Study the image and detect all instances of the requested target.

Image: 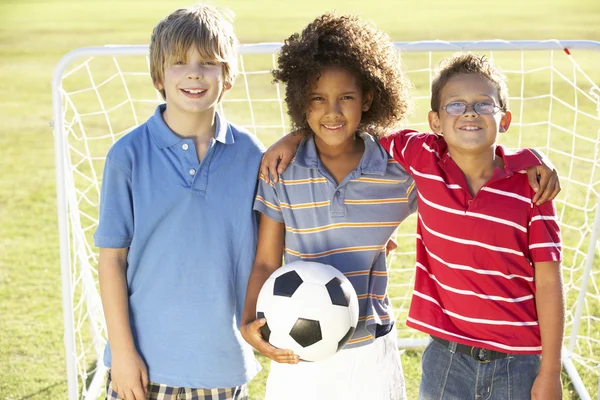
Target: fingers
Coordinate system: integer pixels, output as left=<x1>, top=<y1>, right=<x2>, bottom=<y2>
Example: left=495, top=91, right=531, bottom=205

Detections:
left=123, top=389, right=134, bottom=400
left=550, top=173, right=561, bottom=200
left=537, top=165, right=550, bottom=199
left=248, top=317, right=267, bottom=333
left=111, top=383, right=121, bottom=399
left=270, top=156, right=282, bottom=184
left=259, top=155, right=272, bottom=185
left=257, top=340, right=299, bottom=364
left=259, top=155, right=283, bottom=184
left=535, top=170, right=560, bottom=205
left=276, top=155, right=290, bottom=179
left=246, top=319, right=299, bottom=364
left=385, top=238, right=398, bottom=256
left=112, top=376, right=146, bottom=400
left=527, top=167, right=540, bottom=199
left=534, top=172, right=553, bottom=205
left=270, top=348, right=300, bottom=364
left=141, top=368, right=149, bottom=395
left=131, top=385, right=145, bottom=400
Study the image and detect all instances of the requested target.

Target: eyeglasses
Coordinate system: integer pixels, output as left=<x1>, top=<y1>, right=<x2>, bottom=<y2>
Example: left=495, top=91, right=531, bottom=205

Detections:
left=441, top=101, right=502, bottom=116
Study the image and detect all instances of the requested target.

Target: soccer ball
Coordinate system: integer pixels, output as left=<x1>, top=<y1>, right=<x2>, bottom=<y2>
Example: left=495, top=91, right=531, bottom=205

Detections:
left=256, top=260, right=359, bottom=362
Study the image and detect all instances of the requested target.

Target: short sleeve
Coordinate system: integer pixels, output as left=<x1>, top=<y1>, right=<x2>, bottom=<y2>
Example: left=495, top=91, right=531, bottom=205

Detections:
left=253, top=176, right=284, bottom=223
left=94, top=153, right=134, bottom=248
left=528, top=200, right=562, bottom=263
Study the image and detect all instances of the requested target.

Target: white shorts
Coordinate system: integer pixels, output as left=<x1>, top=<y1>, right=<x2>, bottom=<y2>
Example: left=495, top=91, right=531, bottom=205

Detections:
left=265, top=326, right=406, bottom=400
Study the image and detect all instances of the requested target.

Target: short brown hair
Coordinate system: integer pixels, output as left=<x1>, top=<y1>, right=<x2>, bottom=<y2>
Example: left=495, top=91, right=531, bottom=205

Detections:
left=272, top=13, right=412, bottom=139
left=430, top=53, right=509, bottom=113
left=149, top=5, right=238, bottom=100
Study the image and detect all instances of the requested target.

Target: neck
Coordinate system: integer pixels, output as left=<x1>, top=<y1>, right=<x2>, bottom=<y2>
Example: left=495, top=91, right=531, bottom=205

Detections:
left=162, top=105, right=217, bottom=143
left=448, top=145, right=503, bottom=181
left=314, top=133, right=363, bottom=159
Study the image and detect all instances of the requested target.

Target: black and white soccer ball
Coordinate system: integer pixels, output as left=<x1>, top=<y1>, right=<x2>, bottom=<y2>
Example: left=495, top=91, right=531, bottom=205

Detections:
left=256, top=260, right=359, bottom=362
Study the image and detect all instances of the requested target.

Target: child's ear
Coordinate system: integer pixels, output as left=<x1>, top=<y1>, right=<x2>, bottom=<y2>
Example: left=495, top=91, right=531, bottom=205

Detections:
left=362, top=91, right=373, bottom=112
left=499, top=110, right=512, bottom=133
left=217, top=81, right=233, bottom=102
left=428, top=110, right=442, bottom=134
left=153, top=79, right=164, bottom=92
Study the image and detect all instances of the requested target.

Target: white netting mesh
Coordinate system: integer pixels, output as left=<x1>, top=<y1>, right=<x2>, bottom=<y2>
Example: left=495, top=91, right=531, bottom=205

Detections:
left=53, top=42, right=600, bottom=399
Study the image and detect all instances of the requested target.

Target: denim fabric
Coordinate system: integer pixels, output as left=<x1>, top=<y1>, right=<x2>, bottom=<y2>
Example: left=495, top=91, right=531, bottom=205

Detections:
left=418, top=339, right=541, bottom=400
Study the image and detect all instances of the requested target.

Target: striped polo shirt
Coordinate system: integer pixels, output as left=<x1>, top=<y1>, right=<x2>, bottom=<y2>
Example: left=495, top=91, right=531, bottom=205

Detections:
left=379, top=130, right=562, bottom=354
left=254, top=132, right=417, bottom=349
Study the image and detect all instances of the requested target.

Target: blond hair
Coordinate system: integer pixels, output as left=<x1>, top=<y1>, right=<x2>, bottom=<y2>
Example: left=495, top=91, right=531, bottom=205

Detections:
left=149, top=5, right=238, bottom=99
left=430, top=53, right=509, bottom=113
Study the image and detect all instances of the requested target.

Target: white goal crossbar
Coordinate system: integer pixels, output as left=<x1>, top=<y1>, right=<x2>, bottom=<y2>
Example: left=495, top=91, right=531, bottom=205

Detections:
left=52, top=40, right=600, bottom=400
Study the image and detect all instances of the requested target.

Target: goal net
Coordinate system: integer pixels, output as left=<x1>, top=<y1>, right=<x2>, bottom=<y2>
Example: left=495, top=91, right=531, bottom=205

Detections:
left=52, top=40, right=600, bottom=400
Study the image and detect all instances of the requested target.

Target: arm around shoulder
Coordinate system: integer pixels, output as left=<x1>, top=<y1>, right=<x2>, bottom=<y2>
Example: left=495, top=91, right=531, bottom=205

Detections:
left=525, top=148, right=561, bottom=205
left=378, top=129, right=434, bottom=171
left=260, top=132, right=304, bottom=184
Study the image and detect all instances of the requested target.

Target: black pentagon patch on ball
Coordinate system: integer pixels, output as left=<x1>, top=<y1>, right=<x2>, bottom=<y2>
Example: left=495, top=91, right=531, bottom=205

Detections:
left=273, top=270, right=303, bottom=297
left=256, top=311, right=271, bottom=342
left=325, top=277, right=350, bottom=306
left=289, top=318, right=322, bottom=347
left=337, top=326, right=356, bottom=351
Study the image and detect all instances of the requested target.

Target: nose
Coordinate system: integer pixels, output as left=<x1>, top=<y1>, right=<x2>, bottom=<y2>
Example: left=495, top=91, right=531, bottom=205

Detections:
left=462, top=104, right=478, bottom=117
left=187, top=64, right=203, bottom=80
left=325, top=101, right=342, bottom=118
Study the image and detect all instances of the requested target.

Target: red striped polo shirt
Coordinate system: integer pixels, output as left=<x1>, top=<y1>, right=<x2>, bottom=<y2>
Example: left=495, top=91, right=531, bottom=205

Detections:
left=379, top=130, right=562, bottom=354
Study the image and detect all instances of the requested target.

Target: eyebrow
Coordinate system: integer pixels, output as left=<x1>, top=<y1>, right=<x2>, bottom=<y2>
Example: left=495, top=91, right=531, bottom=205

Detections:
left=446, top=93, right=494, bottom=99
left=309, top=90, right=359, bottom=95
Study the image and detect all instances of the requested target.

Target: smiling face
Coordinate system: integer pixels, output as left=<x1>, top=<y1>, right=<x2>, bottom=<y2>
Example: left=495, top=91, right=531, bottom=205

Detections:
left=305, top=65, right=372, bottom=151
left=428, top=73, right=512, bottom=155
left=155, top=46, right=231, bottom=118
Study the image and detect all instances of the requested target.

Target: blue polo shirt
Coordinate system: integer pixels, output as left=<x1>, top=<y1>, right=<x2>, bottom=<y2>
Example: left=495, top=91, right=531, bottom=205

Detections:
left=94, top=104, right=263, bottom=388
left=254, top=132, right=417, bottom=349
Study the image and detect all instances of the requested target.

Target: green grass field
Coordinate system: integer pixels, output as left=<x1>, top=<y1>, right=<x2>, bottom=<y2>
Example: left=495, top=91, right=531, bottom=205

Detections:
left=1, top=0, right=600, bottom=399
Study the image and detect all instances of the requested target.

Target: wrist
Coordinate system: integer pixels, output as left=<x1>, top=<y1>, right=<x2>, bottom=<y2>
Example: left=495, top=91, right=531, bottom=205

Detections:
left=539, top=361, right=562, bottom=375
left=109, top=339, right=137, bottom=355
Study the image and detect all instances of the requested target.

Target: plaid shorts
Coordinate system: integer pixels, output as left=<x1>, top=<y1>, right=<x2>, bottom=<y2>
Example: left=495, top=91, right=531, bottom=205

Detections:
left=106, top=372, right=248, bottom=400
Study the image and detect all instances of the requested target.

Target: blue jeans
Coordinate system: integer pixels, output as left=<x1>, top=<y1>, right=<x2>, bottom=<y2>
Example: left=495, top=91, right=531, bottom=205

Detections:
left=418, top=338, right=541, bottom=400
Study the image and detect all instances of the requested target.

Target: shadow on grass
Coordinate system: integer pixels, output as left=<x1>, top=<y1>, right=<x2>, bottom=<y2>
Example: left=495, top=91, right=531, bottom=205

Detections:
left=19, top=380, right=65, bottom=400
left=19, top=361, right=104, bottom=400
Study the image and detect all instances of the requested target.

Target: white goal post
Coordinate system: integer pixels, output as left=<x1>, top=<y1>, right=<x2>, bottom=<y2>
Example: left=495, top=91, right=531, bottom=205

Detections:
left=52, top=40, right=600, bottom=400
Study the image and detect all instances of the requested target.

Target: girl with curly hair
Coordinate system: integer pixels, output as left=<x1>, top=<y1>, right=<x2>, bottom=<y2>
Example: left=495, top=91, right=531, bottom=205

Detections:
left=240, top=13, right=414, bottom=400
left=248, top=12, right=562, bottom=399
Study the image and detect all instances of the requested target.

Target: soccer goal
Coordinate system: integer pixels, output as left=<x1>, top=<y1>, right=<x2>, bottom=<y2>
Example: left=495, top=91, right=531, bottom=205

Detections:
left=52, top=40, right=600, bottom=400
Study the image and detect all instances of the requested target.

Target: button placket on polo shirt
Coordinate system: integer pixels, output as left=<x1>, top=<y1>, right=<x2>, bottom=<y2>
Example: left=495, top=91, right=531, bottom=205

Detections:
left=190, top=138, right=219, bottom=195
left=179, top=139, right=202, bottom=189
left=330, top=186, right=346, bottom=217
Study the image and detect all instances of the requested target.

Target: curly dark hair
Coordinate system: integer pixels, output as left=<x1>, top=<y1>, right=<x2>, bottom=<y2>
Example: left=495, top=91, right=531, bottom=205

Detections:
left=272, top=13, right=412, bottom=139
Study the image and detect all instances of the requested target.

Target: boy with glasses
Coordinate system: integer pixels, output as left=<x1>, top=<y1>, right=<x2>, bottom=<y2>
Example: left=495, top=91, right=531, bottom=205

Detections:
left=379, top=53, right=564, bottom=400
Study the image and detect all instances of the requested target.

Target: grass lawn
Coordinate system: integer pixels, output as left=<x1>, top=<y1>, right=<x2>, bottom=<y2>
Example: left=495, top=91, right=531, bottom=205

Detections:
left=1, top=0, right=599, bottom=399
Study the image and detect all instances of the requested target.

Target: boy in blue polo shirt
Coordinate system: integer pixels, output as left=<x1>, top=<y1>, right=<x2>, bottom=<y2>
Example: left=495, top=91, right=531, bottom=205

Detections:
left=94, top=5, right=263, bottom=400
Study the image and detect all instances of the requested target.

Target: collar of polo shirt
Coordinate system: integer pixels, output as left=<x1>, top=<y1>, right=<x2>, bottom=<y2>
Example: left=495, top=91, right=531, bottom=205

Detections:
left=293, top=131, right=388, bottom=176
left=147, top=104, right=235, bottom=149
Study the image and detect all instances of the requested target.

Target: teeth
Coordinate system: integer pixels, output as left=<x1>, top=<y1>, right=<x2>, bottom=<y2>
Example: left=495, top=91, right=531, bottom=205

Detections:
left=183, top=89, right=205, bottom=94
left=462, top=126, right=480, bottom=131
left=323, top=124, right=343, bottom=129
